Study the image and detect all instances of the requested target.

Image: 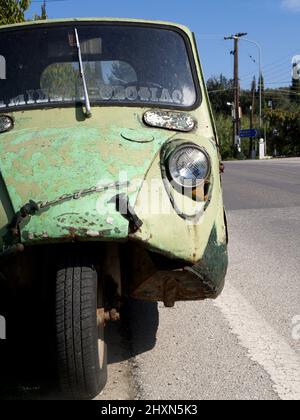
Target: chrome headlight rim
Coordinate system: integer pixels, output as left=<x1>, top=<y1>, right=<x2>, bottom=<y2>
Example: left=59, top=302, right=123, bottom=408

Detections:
left=167, top=143, right=211, bottom=189
left=0, top=115, right=14, bottom=133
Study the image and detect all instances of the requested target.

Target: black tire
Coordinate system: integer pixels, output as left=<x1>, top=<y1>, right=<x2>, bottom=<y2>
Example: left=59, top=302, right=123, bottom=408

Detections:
left=55, top=255, right=107, bottom=400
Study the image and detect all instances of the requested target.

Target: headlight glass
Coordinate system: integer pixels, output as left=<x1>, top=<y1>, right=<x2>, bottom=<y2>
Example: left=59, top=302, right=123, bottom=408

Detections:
left=0, top=116, right=13, bottom=133
left=168, top=145, right=210, bottom=188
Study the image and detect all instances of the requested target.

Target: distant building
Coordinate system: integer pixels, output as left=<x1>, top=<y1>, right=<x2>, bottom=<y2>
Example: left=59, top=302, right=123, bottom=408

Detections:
left=292, top=55, right=300, bottom=81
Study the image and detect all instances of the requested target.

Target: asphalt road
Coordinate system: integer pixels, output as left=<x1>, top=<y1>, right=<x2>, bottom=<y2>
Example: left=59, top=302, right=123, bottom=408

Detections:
left=100, top=158, right=300, bottom=401
left=1, top=158, right=300, bottom=400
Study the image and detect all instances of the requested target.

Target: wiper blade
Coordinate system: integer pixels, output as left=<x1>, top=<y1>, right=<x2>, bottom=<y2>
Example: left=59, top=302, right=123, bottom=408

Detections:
left=74, top=28, right=92, bottom=118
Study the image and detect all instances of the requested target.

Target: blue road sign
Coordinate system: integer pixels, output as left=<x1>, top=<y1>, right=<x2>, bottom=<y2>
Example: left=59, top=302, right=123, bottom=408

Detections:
left=239, top=129, right=258, bottom=138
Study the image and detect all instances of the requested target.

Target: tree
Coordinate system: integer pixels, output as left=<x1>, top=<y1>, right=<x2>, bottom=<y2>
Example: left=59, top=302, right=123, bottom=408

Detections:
left=0, top=0, right=31, bottom=25
left=258, top=73, right=266, bottom=111
left=33, top=0, right=47, bottom=21
left=207, top=70, right=300, bottom=158
left=207, top=74, right=234, bottom=115
left=264, top=109, right=300, bottom=156
left=265, top=89, right=293, bottom=111
left=290, top=78, right=300, bottom=104
left=214, top=113, right=233, bottom=160
left=40, top=1, right=46, bottom=19
left=41, top=63, right=79, bottom=99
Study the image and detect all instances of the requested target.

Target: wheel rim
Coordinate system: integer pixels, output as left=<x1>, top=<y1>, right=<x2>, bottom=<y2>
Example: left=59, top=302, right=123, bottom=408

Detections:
left=98, top=320, right=105, bottom=370
left=97, top=276, right=105, bottom=372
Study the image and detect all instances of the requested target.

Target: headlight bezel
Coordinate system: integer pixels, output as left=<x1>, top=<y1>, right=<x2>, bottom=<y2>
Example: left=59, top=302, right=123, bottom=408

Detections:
left=0, top=115, right=14, bottom=133
left=166, top=143, right=211, bottom=189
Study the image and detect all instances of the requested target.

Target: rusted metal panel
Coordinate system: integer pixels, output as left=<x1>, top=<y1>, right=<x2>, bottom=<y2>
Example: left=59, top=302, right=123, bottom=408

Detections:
left=129, top=226, right=228, bottom=307
left=143, top=110, right=196, bottom=132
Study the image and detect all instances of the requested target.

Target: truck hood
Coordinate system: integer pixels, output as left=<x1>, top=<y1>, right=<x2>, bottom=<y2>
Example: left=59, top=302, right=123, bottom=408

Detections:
left=0, top=108, right=174, bottom=243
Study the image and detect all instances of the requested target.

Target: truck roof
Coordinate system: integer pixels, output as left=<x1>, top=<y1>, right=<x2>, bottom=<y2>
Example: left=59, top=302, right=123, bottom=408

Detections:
left=0, top=17, right=193, bottom=37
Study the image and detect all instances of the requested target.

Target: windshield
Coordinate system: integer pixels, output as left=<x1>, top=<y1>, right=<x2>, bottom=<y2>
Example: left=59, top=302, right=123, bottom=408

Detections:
left=0, top=23, right=199, bottom=111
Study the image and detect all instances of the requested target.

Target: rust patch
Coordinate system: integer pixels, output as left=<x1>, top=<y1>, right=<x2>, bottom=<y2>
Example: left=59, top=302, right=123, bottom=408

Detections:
left=131, top=269, right=213, bottom=307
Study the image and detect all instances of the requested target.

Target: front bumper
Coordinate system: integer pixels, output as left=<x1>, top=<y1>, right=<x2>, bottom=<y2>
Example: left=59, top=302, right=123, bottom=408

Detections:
left=128, top=225, right=228, bottom=307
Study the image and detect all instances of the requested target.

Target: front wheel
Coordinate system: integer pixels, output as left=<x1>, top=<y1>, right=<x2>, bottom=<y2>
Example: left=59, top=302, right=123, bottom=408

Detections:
left=55, top=255, right=107, bottom=400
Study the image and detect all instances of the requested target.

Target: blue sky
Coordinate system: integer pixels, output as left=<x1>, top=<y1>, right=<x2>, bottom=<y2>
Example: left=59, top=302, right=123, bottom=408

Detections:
left=26, top=0, right=300, bottom=89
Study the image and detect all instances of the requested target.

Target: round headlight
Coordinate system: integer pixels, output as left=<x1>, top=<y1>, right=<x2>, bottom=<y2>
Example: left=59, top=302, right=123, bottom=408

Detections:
left=168, top=144, right=210, bottom=188
left=0, top=115, right=13, bottom=133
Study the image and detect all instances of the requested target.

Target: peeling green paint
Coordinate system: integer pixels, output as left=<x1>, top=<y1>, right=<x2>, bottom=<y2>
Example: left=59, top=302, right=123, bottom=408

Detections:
left=188, top=225, right=228, bottom=297
left=0, top=108, right=173, bottom=244
left=144, top=110, right=196, bottom=132
left=0, top=18, right=227, bottom=280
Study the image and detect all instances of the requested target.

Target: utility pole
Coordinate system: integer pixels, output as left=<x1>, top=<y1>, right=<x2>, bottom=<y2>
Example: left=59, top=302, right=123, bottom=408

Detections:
left=249, top=76, right=256, bottom=159
left=224, top=32, right=247, bottom=158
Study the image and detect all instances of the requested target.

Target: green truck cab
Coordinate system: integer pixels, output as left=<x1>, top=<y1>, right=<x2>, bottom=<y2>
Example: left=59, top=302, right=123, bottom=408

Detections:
left=0, top=18, right=228, bottom=399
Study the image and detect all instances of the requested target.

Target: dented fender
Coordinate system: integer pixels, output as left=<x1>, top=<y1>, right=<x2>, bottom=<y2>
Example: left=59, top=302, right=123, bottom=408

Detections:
left=0, top=107, right=175, bottom=246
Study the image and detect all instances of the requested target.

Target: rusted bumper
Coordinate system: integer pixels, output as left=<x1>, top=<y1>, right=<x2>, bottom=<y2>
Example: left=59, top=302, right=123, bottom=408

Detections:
left=128, top=225, right=228, bottom=307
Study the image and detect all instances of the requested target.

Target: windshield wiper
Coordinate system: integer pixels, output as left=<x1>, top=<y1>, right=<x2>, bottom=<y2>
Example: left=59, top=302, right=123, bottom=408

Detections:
left=74, top=28, right=92, bottom=118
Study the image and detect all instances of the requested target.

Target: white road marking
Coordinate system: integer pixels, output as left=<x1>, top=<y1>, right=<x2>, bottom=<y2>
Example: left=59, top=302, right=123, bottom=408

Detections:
left=214, top=283, right=300, bottom=400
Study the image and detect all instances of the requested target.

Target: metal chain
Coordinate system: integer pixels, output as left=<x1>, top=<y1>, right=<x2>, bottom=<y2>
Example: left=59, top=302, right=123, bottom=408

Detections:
left=2, top=181, right=130, bottom=254
left=37, top=181, right=130, bottom=210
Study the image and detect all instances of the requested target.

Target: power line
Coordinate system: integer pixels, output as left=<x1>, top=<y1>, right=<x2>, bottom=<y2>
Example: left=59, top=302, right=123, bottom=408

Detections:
left=240, top=49, right=299, bottom=82
left=264, top=92, right=300, bottom=97
left=194, top=33, right=298, bottom=86
left=264, top=66, right=292, bottom=77
left=241, top=65, right=291, bottom=82
left=264, top=81, right=291, bottom=85
left=273, top=89, right=300, bottom=95
left=31, top=0, right=70, bottom=3
left=208, top=88, right=236, bottom=93
left=261, top=48, right=300, bottom=71
left=241, top=66, right=292, bottom=85
left=207, top=86, right=297, bottom=94
left=196, top=34, right=224, bottom=38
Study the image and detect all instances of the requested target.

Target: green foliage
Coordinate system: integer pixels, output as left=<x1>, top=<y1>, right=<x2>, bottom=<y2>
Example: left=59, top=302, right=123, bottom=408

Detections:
left=0, top=0, right=31, bottom=25
left=207, top=74, right=234, bottom=115
left=33, top=2, right=47, bottom=21
left=209, top=75, right=255, bottom=159
left=214, top=114, right=233, bottom=160
left=208, top=73, right=300, bottom=158
left=264, top=109, right=300, bottom=156
left=40, top=2, right=47, bottom=19
left=290, top=78, right=300, bottom=105
left=265, top=88, right=292, bottom=111
left=41, top=63, right=79, bottom=99
left=0, top=0, right=46, bottom=24
left=258, top=73, right=266, bottom=110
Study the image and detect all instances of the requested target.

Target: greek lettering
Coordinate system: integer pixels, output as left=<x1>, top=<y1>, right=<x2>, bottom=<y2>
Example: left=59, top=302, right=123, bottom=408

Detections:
left=125, top=86, right=138, bottom=101
left=160, top=88, right=172, bottom=103
left=1, top=86, right=183, bottom=109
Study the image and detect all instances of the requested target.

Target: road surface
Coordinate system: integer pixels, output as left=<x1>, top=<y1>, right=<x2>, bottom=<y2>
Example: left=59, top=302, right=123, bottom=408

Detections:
left=99, top=158, right=300, bottom=401
left=1, top=158, right=300, bottom=400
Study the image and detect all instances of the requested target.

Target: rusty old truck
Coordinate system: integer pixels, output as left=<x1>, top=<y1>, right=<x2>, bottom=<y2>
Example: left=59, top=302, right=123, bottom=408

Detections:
left=0, top=18, right=228, bottom=399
